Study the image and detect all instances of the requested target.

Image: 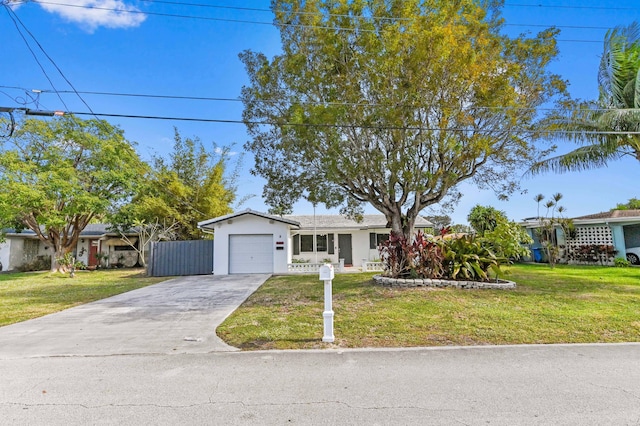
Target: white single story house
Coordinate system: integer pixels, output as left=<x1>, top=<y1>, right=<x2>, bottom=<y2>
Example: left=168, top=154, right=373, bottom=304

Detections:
left=521, top=209, right=640, bottom=265
left=197, top=209, right=433, bottom=275
left=0, top=224, right=140, bottom=271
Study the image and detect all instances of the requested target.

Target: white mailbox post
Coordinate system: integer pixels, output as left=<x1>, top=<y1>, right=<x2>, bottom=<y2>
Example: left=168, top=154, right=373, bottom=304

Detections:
left=319, top=263, right=335, bottom=343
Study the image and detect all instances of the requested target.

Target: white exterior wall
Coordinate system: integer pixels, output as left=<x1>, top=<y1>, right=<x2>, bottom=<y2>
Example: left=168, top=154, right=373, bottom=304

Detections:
left=291, top=228, right=390, bottom=267
left=0, top=239, right=10, bottom=271
left=353, top=229, right=391, bottom=265
left=76, top=238, right=91, bottom=265
left=293, top=232, right=338, bottom=264
left=350, top=230, right=371, bottom=267
left=212, top=215, right=291, bottom=275
left=7, top=238, right=25, bottom=270
left=3, top=237, right=50, bottom=271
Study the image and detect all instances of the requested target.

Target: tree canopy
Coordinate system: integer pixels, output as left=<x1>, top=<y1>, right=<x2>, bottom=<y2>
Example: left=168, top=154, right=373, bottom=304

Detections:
left=467, top=205, right=507, bottom=235
left=241, top=0, right=563, bottom=239
left=613, top=197, right=640, bottom=210
left=0, top=115, right=145, bottom=271
left=531, top=22, right=640, bottom=174
left=112, top=129, right=236, bottom=240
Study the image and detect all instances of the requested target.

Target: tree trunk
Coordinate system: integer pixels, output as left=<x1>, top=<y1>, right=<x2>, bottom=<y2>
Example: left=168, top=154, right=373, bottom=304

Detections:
left=51, top=249, right=63, bottom=272
left=51, top=244, right=73, bottom=273
left=388, top=210, right=417, bottom=241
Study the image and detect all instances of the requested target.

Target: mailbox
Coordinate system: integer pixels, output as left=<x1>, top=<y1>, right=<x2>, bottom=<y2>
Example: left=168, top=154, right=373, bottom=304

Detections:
left=319, top=263, right=334, bottom=281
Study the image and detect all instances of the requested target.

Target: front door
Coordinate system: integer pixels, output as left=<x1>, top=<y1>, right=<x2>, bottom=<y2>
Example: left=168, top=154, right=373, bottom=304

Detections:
left=338, top=234, right=353, bottom=266
left=88, top=241, right=99, bottom=267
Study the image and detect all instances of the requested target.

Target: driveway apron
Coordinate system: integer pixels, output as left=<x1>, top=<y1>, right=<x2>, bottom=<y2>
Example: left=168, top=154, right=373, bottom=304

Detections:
left=0, top=274, right=269, bottom=359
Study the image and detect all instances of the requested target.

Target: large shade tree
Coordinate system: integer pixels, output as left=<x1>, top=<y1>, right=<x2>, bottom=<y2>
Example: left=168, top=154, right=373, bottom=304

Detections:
left=531, top=22, right=640, bottom=174
left=241, top=0, right=564, bottom=239
left=0, top=115, right=145, bottom=271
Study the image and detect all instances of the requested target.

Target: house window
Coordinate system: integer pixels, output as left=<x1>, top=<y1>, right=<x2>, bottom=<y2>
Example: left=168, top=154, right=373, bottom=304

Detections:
left=316, top=234, right=327, bottom=252
left=299, top=235, right=329, bottom=252
left=23, top=239, right=40, bottom=262
left=369, top=233, right=390, bottom=249
left=300, top=235, right=314, bottom=252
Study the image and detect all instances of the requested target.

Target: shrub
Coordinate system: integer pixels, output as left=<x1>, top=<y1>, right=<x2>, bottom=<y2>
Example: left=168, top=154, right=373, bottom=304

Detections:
left=408, top=231, right=446, bottom=279
left=379, top=230, right=507, bottom=282
left=614, top=257, right=631, bottom=267
left=379, top=232, right=411, bottom=278
left=566, top=244, right=617, bottom=265
left=17, top=255, right=51, bottom=272
left=482, top=219, right=533, bottom=260
left=440, top=234, right=505, bottom=282
left=57, top=253, right=76, bottom=269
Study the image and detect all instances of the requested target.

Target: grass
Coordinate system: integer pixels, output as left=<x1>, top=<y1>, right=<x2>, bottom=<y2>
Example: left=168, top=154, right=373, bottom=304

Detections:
left=0, top=268, right=166, bottom=327
left=217, top=263, right=640, bottom=350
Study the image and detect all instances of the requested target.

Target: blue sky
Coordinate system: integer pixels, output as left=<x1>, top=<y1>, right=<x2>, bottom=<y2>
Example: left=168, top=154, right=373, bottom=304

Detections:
left=1, top=0, right=639, bottom=224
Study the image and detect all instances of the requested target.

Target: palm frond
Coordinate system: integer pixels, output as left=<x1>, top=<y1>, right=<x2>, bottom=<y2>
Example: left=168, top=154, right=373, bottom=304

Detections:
left=534, top=22, right=640, bottom=175
left=598, top=108, right=640, bottom=131
left=599, top=23, right=640, bottom=108
left=635, top=67, right=640, bottom=108
left=528, top=143, right=624, bottom=175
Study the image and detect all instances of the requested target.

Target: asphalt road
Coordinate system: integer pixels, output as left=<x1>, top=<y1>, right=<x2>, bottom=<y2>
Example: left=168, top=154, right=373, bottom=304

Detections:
left=2, top=344, right=640, bottom=425
left=1, top=274, right=639, bottom=425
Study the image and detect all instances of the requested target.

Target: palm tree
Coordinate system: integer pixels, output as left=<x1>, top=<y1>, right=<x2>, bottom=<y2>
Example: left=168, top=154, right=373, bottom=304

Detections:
left=530, top=22, right=640, bottom=174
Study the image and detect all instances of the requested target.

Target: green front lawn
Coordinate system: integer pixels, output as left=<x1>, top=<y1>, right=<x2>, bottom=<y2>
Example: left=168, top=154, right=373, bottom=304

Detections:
left=0, top=269, right=166, bottom=327
left=218, top=263, right=640, bottom=350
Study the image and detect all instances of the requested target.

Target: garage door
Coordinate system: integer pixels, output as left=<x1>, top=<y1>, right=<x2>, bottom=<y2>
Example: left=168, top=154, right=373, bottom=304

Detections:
left=229, top=234, right=273, bottom=274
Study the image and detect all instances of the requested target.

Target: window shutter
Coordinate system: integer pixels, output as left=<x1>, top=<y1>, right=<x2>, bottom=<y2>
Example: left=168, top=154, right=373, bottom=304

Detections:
left=328, top=234, right=334, bottom=254
left=293, top=234, right=300, bottom=255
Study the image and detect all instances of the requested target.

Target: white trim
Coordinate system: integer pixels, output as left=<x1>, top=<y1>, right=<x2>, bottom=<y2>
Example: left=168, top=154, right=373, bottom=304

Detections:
left=198, top=209, right=300, bottom=229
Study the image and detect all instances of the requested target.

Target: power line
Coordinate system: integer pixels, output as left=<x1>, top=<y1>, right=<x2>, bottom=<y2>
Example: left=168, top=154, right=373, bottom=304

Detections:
left=507, top=23, right=612, bottom=31
left=2, top=4, right=69, bottom=111
left=50, top=109, right=640, bottom=136
left=3, top=85, right=636, bottom=114
left=28, top=0, right=610, bottom=43
left=138, top=0, right=412, bottom=22
left=504, top=2, right=639, bottom=11
left=6, top=104, right=639, bottom=135
left=2, top=2, right=101, bottom=118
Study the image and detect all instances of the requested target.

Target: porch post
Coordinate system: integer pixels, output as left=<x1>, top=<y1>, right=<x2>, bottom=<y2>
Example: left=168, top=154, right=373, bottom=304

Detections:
left=609, top=224, right=626, bottom=261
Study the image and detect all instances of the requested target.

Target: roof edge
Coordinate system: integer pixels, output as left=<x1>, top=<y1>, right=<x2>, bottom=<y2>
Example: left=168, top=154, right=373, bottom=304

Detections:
left=197, top=209, right=301, bottom=229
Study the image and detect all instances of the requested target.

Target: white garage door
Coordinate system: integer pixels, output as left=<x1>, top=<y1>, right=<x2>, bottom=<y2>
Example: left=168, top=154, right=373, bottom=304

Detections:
left=229, top=234, right=274, bottom=274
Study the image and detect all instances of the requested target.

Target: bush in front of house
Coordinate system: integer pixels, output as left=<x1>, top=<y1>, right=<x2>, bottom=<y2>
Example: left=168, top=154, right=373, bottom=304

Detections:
left=566, top=244, right=617, bottom=265
left=614, top=257, right=631, bottom=267
left=379, top=230, right=507, bottom=282
left=17, top=255, right=52, bottom=272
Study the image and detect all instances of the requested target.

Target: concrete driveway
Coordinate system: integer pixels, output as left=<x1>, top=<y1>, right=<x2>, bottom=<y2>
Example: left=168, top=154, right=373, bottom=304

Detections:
left=0, top=274, right=269, bottom=359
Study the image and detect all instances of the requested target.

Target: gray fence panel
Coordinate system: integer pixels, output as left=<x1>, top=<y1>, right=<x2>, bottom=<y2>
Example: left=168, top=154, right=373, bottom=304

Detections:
left=148, top=240, right=213, bottom=277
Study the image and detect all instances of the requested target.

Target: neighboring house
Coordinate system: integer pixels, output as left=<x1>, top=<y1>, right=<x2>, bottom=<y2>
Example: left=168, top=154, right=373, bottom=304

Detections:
left=521, top=209, right=640, bottom=265
left=197, top=209, right=433, bottom=275
left=0, top=224, right=140, bottom=271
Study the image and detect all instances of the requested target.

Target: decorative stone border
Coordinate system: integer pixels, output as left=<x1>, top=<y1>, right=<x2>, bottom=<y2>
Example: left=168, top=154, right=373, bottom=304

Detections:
left=373, top=275, right=516, bottom=290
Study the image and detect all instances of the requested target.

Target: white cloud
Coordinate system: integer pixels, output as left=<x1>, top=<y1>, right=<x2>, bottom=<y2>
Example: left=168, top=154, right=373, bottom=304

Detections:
left=214, top=146, right=239, bottom=157
left=38, top=0, right=146, bottom=31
